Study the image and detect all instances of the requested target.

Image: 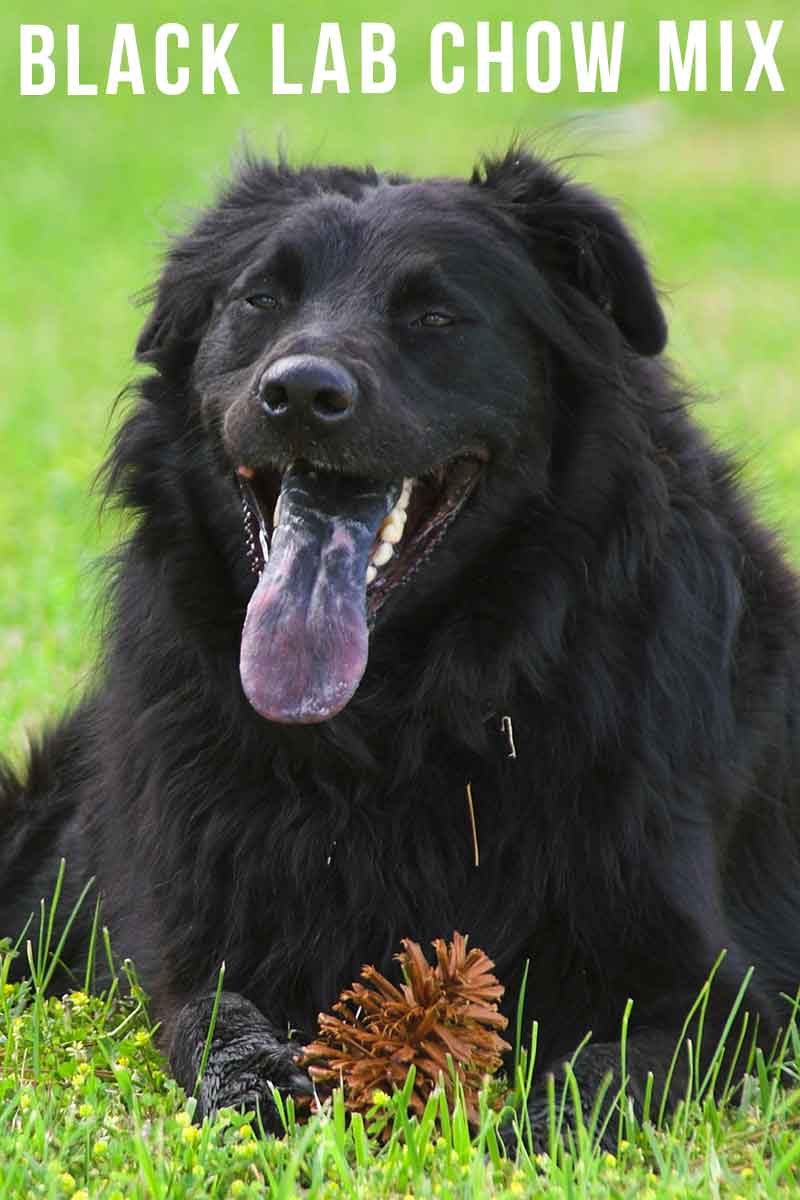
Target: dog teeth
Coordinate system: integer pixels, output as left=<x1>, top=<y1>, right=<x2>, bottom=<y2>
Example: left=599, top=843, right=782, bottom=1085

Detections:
left=367, top=477, right=414, bottom=587
left=380, top=512, right=405, bottom=543
left=273, top=494, right=283, bottom=529
left=398, top=477, right=413, bottom=510
left=372, top=541, right=394, bottom=567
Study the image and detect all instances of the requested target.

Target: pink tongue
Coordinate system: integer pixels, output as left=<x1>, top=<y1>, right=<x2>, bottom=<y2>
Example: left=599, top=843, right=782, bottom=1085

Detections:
left=239, top=467, right=398, bottom=724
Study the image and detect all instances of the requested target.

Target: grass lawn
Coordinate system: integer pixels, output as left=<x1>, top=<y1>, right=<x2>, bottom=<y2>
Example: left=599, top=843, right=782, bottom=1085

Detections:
left=1, top=0, right=799, bottom=1194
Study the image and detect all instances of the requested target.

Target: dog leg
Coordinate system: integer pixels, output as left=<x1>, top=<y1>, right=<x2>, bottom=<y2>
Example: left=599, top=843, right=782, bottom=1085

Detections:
left=500, top=1014, right=769, bottom=1156
left=169, top=991, right=312, bottom=1128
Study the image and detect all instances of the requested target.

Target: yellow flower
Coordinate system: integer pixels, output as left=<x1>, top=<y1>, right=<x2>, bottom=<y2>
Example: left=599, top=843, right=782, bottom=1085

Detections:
left=229, top=1183, right=246, bottom=1197
left=114, top=1054, right=129, bottom=1068
left=58, top=1173, right=76, bottom=1194
left=371, top=1089, right=390, bottom=1106
left=182, top=1125, right=200, bottom=1144
left=68, top=991, right=89, bottom=1008
left=92, top=1139, right=108, bottom=1157
left=237, top=1123, right=254, bottom=1140
left=3, top=982, right=14, bottom=996
left=603, top=1151, right=617, bottom=1167
left=19, top=1092, right=32, bottom=1111
left=176, top=1110, right=192, bottom=1127
left=73, top=1191, right=89, bottom=1200
left=78, top=1103, right=94, bottom=1118
left=134, top=1029, right=150, bottom=1045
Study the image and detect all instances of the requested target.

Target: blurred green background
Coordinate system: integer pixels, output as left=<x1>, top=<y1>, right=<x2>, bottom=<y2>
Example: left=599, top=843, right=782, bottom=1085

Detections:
left=0, top=2, right=798, bottom=756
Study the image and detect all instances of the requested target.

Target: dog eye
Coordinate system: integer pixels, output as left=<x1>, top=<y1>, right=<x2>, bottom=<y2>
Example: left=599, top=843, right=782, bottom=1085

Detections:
left=246, top=293, right=279, bottom=310
left=415, top=312, right=454, bottom=328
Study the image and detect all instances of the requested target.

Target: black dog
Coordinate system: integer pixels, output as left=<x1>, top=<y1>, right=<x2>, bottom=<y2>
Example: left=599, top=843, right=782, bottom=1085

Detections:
left=2, top=148, right=800, bottom=1139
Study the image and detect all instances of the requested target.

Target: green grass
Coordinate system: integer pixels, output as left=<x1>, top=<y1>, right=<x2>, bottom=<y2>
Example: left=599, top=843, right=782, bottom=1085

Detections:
left=2, top=0, right=800, bottom=1193
left=2, top=884, right=800, bottom=1198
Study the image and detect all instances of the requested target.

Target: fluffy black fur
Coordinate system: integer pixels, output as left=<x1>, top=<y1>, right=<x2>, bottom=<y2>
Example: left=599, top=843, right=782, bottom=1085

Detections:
left=2, top=148, right=800, bottom=1140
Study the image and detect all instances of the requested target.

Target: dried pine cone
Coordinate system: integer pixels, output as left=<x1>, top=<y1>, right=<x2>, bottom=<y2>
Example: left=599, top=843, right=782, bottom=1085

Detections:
left=298, top=933, right=510, bottom=1124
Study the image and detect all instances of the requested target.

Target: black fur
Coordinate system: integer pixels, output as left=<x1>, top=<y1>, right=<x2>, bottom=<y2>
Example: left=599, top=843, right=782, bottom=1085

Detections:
left=2, top=148, right=800, bottom=1138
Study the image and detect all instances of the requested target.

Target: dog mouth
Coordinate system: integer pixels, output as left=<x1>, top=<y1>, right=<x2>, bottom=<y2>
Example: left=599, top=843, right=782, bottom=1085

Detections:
left=236, top=456, right=483, bottom=724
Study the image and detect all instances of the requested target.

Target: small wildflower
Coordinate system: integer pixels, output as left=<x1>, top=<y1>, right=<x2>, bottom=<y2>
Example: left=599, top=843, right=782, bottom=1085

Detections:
left=371, top=1089, right=390, bottom=1106
left=19, top=1092, right=32, bottom=1111
left=134, top=1029, right=150, bottom=1045
left=3, top=982, right=14, bottom=996
left=92, top=1139, right=108, bottom=1157
left=229, top=1184, right=246, bottom=1197
left=176, top=1111, right=192, bottom=1127
left=73, top=1191, right=89, bottom=1200
left=237, top=1122, right=254, bottom=1140
left=603, top=1151, right=617, bottom=1167
left=510, top=1183, right=525, bottom=1197
left=182, top=1124, right=200, bottom=1144
left=78, top=1103, right=94, bottom=1118
left=68, top=991, right=89, bottom=1008
left=740, top=1167, right=754, bottom=1179
left=619, top=1139, right=629, bottom=1151
left=234, top=1140, right=256, bottom=1157
left=58, top=1173, right=76, bottom=1194
left=114, top=1054, right=129, bottom=1068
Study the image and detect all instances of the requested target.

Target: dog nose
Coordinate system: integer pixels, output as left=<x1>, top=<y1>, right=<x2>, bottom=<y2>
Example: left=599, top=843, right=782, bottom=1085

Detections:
left=259, top=355, right=357, bottom=428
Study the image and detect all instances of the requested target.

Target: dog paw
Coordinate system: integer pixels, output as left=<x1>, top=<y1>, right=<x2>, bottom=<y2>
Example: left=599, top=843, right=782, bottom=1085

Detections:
left=170, top=991, right=312, bottom=1130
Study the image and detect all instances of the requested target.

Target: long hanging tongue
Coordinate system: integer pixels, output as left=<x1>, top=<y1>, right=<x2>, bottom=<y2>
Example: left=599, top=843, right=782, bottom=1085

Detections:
left=240, top=464, right=400, bottom=724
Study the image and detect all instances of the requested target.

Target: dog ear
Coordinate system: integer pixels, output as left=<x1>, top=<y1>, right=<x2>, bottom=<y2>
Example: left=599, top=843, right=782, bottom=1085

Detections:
left=135, top=267, right=215, bottom=370
left=136, top=157, right=302, bottom=373
left=474, top=150, right=667, bottom=357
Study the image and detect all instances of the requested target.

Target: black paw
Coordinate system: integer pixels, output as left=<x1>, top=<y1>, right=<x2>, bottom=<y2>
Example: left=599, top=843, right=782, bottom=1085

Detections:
left=497, top=1095, right=551, bottom=1157
left=498, top=1059, right=619, bottom=1157
left=170, top=991, right=312, bottom=1130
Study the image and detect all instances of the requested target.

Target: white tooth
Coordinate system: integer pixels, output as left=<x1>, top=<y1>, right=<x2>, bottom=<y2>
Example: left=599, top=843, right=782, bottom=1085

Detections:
left=259, top=526, right=270, bottom=563
left=381, top=516, right=404, bottom=544
left=273, top=494, right=283, bottom=528
left=397, top=478, right=413, bottom=511
left=366, top=564, right=377, bottom=584
left=372, top=541, right=394, bottom=567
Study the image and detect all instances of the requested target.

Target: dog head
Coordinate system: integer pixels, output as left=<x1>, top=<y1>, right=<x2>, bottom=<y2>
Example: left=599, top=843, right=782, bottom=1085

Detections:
left=134, top=149, right=666, bottom=725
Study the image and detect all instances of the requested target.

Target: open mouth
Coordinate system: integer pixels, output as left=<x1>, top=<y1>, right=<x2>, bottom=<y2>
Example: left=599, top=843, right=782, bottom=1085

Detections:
left=235, top=456, right=483, bottom=724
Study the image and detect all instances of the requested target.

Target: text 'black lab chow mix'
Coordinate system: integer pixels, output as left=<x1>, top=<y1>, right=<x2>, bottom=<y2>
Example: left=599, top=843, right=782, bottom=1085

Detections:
left=2, top=148, right=799, bottom=1142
